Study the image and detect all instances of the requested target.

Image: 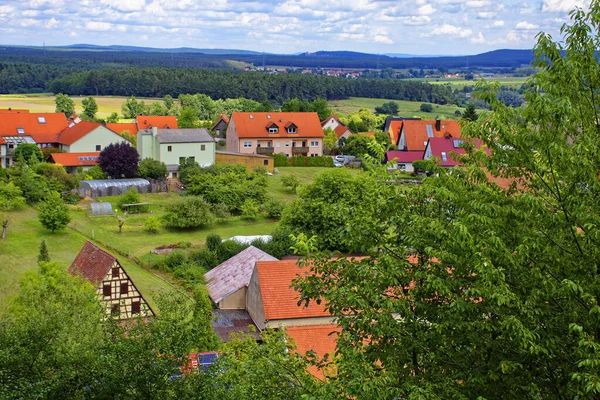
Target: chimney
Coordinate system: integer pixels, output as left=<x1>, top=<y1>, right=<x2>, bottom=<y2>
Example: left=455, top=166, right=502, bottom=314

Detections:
left=152, top=126, right=158, bottom=137
left=435, top=119, right=441, bottom=131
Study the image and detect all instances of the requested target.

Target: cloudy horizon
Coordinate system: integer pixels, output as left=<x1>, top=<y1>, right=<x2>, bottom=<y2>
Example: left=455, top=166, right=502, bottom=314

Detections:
left=0, top=0, right=590, bottom=55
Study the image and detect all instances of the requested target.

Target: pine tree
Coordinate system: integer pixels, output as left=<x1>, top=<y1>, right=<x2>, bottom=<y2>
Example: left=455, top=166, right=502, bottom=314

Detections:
left=462, top=103, right=478, bottom=121
left=37, top=240, right=50, bottom=264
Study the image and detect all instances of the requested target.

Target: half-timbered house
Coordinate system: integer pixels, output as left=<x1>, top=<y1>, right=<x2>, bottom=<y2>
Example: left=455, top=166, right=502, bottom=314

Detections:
left=69, top=241, right=154, bottom=319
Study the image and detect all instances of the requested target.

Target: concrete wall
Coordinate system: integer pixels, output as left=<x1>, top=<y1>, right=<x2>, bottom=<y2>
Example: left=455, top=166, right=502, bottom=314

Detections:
left=138, top=133, right=154, bottom=161
left=215, top=152, right=274, bottom=173
left=159, top=142, right=215, bottom=167
left=246, top=267, right=266, bottom=331
left=218, top=287, right=246, bottom=310
left=69, top=126, right=129, bottom=153
left=233, top=138, right=323, bottom=158
left=321, top=117, right=339, bottom=131
left=225, top=118, right=239, bottom=153
left=265, top=316, right=337, bottom=329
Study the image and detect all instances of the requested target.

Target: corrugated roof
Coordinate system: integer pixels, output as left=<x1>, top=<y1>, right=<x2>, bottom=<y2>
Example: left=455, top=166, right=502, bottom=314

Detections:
left=139, top=128, right=214, bottom=143
left=205, top=246, right=277, bottom=304
left=402, top=120, right=461, bottom=151
left=211, top=309, right=260, bottom=342
left=68, top=241, right=116, bottom=285
left=255, top=260, right=330, bottom=321
left=51, top=151, right=100, bottom=167
left=232, top=112, right=324, bottom=138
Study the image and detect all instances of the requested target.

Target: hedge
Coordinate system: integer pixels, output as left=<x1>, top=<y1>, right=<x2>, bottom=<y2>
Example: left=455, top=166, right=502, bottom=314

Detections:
left=273, top=153, right=290, bottom=167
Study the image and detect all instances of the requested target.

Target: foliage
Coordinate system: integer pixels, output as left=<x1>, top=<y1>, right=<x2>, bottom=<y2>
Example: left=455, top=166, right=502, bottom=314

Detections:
left=262, top=198, right=284, bottom=219
left=186, top=164, right=267, bottom=212
left=178, top=157, right=202, bottom=185
left=374, top=101, right=399, bottom=115
left=85, top=165, right=107, bottom=180
left=121, top=96, right=148, bottom=118
left=273, top=153, right=290, bottom=167
left=308, top=156, right=335, bottom=167
left=144, top=216, right=161, bottom=233
left=344, top=134, right=374, bottom=158
left=0, top=182, right=25, bottom=211
left=323, top=127, right=337, bottom=155
left=162, top=196, right=215, bottom=229
left=291, top=155, right=308, bottom=167
left=374, top=130, right=390, bottom=146
left=420, top=103, right=433, bottom=112
left=138, top=158, right=168, bottom=180
left=37, top=240, right=49, bottom=264
left=98, top=142, right=139, bottom=178
left=117, top=187, right=140, bottom=210
left=35, top=162, right=75, bottom=192
left=496, top=89, right=524, bottom=107
left=10, top=167, right=50, bottom=203
left=281, top=174, right=300, bottom=193
left=240, top=199, right=260, bottom=219
left=178, top=106, right=200, bottom=128
left=462, top=103, right=479, bottom=121
left=61, top=192, right=82, bottom=205
left=342, top=108, right=385, bottom=133
left=412, top=159, right=435, bottom=173
left=281, top=97, right=331, bottom=120
left=205, top=234, right=222, bottom=252
left=81, top=96, right=98, bottom=120
left=54, top=93, right=74, bottom=116
left=38, top=191, right=71, bottom=232
left=14, top=143, right=43, bottom=166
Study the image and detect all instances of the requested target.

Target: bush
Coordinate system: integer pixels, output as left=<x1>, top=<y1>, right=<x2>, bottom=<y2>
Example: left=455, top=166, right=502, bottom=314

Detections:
left=85, top=165, right=107, bottom=180
left=216, top=240, right=248, bottom=263
left=291, top=156, right=308, bottom=167
left=162, top=196, right=216, bottom=229
left=144, top=216, right=161, bottom=233
left=281, top=175, right=300, bottom=193
left=420, top=103, right=433, bottom=112
left=262, top=198, right=284, bottom=219
left=212, top=203, right=231, bottom=218
left=205, top=234, right=222, bottom=252
left=273, top=153, right=290, bottom=167
left=188, top=248, right=219, bottom=270
left=240, top=199, right=260, bottom=219
left=307, top=156, right=334, bottom=167
left=117, top=187, right=140, bottom=210
left=412, top=159, right=435, bottom=174
left=173, top=262, right=206, bottom=289
left=137, top=158, right=167, bottom=180
left=62, top=192, right=82, bottom=205
left=38, top=192, right=71, bottom=232
left=0, top=182, right=25, bottom=211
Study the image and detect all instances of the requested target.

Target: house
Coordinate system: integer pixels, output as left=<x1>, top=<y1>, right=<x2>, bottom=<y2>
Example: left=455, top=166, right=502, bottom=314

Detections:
left=56, top=120, right=129, bottom=153
left=246, top=260, right=334, bottom=330
left=137, top=127, right=215, bottom=178
left=106, top=115, right=178, bottom=138
left=211, top=114, right=229, bottom=138
left=50, top=152, right=100, bottom=173
left=384, top=151, right=424, bottom=172
left=69, top=241, right=154, bottom=319
left=226, top=112, right=324, bottom=157
left=321, top=114, right=352, bottom=144
left=215, top=150, right=274, bottom=172
left=398, top=119, right=460, bottom=151
left=205, top=246, right=277, bottom=310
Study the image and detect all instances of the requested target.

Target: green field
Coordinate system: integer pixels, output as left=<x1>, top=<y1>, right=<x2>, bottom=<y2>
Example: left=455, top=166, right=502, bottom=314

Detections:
left=0, top=94, right=164, bottom=119
left=329, top=97, right=464, bottom=120
left=408, top=76, right=527, bottom=89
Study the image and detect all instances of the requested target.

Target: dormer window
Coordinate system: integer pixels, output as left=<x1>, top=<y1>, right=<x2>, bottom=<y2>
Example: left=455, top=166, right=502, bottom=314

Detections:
left=37, top=116, right=46, bottom=124
left=17, top=127, right=24, bottom=135
left=287, top=127, right=297, bottom=134
left=268, top=126, right=279, bottom=134
left=453, top=139, right=463, bottom=148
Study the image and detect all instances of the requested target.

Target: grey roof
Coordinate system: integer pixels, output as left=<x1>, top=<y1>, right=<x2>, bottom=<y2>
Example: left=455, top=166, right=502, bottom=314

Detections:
left=141, top=128, right=214, bottom=143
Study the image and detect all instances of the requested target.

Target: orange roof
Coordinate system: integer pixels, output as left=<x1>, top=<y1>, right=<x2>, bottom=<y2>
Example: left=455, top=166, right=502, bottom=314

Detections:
left=255, top=260, right=330, bottom=321
left=106, top=123, right=137, bottom=137
left=57, top=120, right=100, bottom=145
left=135, top=115, right=178, bottom=130
left=387, top=120, right=403, bottom=144
left=211, top=114, right=230, bottom=131
left=334, top=125, right=350, bottom=139
left=358, top=131, right=375, bottom=137
left=402, top=120, right=461, bottom=151
left=51, top=152, right=100, bottom=167
left=286, top=325, right=340, bottom=378
left=0, top=109, right=30, bottom=113
left=0, top=112, right=68, bottom=142
left=321, top=114, right=344, bottom=127
left=232, top=112, right=324, bottom=138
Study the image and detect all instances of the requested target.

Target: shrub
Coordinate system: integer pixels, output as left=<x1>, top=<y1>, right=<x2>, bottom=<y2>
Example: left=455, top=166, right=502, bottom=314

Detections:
left=281, top=175, right=300, bottom=193
left=273, top=153, right=290, bottom=167
left=173, top=263, right=206, bottom=289
left=262, top=198, right=284, bottom=219
left=38, top=192, right=71, bottom=232
left=216, top=240, right=248, bottom=263
left=205, top=234, right=222, bottom=252
left=137, top=158, right=168, bottom=180
left=212, top=203, right=231, bottom=219
left=307, top=156, right=334, bottom=167
left=62, top=192, right=81, bottom=205
left=0, top=182, right=25, bottom=211
left=188, top=248, right=219, bottom=270
left=162, top=196, right=215, bottom=229
left=412, top=159, right=435, bottom=174
left=420, top=103, right=433, bottom=112
left=157, top=250, right=186, bottom=272
left=240, top=199, right=260, bottom=219
left=291, top=156, right=308, bottom=167
left=144, top=216, right=161, bottom=233
left=85, top=165, right=107, bottom=180
left=117, top=187, right=140, bottom=210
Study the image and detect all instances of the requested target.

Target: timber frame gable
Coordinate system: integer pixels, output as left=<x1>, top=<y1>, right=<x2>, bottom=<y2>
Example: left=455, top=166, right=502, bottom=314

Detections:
left=69, top=241, right=154, bottom=320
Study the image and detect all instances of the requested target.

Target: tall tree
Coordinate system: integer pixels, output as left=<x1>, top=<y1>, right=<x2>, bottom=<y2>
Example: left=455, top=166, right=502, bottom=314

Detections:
left=462, top=103, right=478, bottom=121
left=14, top=143, right=43, bottom=166
left=38, top=192, right=71, bottom=232
left=81, top=96, right=98, bottom=120
left=37, top=240, right=50, bottom=263
left=54, top=93, right=75, bottom=116
left=98, top=142, right=139, bottom=179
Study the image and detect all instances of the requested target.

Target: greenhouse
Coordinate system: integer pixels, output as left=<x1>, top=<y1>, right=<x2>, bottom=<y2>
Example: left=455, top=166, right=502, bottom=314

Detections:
left=89, top=202, right=115, bottom=217
left=80, top=179, right=150, bottom=191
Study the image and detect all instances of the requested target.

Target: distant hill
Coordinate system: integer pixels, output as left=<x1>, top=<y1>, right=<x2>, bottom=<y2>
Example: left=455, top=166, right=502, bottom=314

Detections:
left=56, top=44, right=262, bottom=55
left=301, top=51, right=385, bottom=59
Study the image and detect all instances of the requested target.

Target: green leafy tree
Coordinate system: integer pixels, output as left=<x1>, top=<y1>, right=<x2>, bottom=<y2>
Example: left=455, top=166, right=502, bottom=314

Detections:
left=117, top=187, right=140, bottom=210
left=462, top=103, right=479, bottom=121
left=106, top=112, right=119, bottom=123
left=14, top=143, right=43, bottom=166
left=38, top=192, right=71, bottom=232
left=374, top=101, right=399, bottom=115
left=280, top=174, right=300, bottom=193
left=81, top=96, right=98, bottom=120
left=11, top=167, right=49, bottom=204
left=310, top=98, right=332, bottom=121
left=85, top=165, right=108, bottom=180
left=163, top=94, right=175, bottom=112
left=374, top=130, right=389, bottom=147
left=240, top=199, right=260, bottom=219
left=0, top=182, right=25, bottom=211
left=344, top=134, right=373, bottom=158
left=323, top=127, right=337, bottom=155
left=178, top=106, right=199, bottom=128
left=54, top=93, right=75, bottom=116
left=162, top=196, right=216, bottom=229
left=137, top=158, right=168, bottom=180
left=37, top=239, right=50, bottom=263
left=148, top=102, right=167, bottom=116
left=121, top=96, right=148, bottom=118
left=420, top=103, right=433, bottom=112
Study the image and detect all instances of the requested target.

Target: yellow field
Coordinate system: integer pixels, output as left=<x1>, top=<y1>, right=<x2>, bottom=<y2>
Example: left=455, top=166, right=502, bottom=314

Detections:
left=0, top=94, right=164, bottom=119
left=328, top=97, right=464, bottom=120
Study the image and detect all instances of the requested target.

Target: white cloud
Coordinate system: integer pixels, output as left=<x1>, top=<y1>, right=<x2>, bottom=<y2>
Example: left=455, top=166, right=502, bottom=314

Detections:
left=466, top=0, right=490, bottom=8
left=44, top=18, right=60, bottom=29
left=477, top=11, right=496, bottom=19
left=516, top=21, right=539, bottom=29
left=471, top=32, right=485, bottom=43
left=492, top=20, right=505, bottom=27
left=541, top=0, right=587, bottom=13
left=374, top=34, right=393, bottom=44
left=417, top=4, right=436, bottom=15
left=85, top=21, right=112, bottom=31
left=101, top=0, right=146, bottom=12
left=400, top=16, right=431, bottom=25
left=425, top=24, right=473, bottom=38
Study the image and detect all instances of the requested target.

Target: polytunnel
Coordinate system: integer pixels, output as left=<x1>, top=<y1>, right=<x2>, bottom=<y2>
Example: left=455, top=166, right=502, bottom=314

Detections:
left=89, top=202, right=115, bottom=216
left=79, top=179, right=150, bottom=191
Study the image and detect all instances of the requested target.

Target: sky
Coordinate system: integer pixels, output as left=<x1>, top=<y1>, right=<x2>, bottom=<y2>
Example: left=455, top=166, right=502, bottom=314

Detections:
left=0, top=0, right=590, bottom=55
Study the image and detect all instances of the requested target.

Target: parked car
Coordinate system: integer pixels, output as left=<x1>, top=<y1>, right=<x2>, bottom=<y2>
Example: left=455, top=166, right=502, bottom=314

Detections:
left=333, top=160, right=343, bottom=167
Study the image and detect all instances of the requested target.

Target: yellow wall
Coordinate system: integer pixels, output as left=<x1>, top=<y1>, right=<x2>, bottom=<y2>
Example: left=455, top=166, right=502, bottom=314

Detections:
left=216, top=152, right=274, bottom=173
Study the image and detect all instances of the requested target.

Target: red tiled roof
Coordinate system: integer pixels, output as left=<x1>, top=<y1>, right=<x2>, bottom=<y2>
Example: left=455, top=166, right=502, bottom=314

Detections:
left=255, top=260, right=330, bottom=321
left=0, top=112, right=68, bottom=143
left=106, top=123, right=137, bottom=137
left=205, top=246, right=277, bottom=304
left=385, top=151, right=424, bottom=163
left=135, top=115, right=178, bottom=130
left=232, top=112, right=324, bottom=138
left=286, top=325, right=340, bottom=378
left=321, top=114, right=345, bottom=127
left=387, top=120, right=403, bottom=144
left=402, top=120, right=461, bottom=151
left=425, top=137, right=467, bottom=167
left=57, top=120, right=100, bottom=145
left=358, top=131, right=374, bottom=137
left=68, top=241, right=116, bottom=285
left=0, top=109, right=30, bottom=113
left=334, top=125, right=350, bottom=139
left=51, top=152, right=100, bottom=167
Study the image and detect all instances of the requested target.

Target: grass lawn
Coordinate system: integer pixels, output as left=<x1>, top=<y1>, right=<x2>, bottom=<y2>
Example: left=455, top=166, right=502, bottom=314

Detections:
left=0, top=206, right=175, bottom=312
left=328, top=97, right=464, bottom=120
left=407, top=77, right=527, bottom=90
left=0, top=94, right=164, bottom=120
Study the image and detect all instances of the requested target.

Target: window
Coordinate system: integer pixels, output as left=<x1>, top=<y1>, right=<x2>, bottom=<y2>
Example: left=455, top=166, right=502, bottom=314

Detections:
left=399, top=164, right=406, bottom=170
left=243, top=142, right=252, bottom=148
left=441, top=152, right=447, bottom=162
left=287, top=127, right=297, bottom=134
left=37, top=116, right=46, bottom=124
left=276, top=142, right=281, bottom=148
left=17, top=127, right=24, bottom=135
left=95, top=145, right=102, bottom=151
left=284, top=142, right=290, bottom=147
left=179, top=157, right=185, bottom=164
left=120, top=281, right=128, bottom=296
left=426, top=125, right=434, bottom=138
left=168, top=145, right=172, bottom=152
left=263, top=160, right=268, bottom=166
left=132, top=301, right=141, bottom=315
left=310, top=141, right=318, bottom=147
left=103, top=283, right=111, bottom=297
left=453, top=139, right=463, bottom=148
left=112, top=267, right=119, bottom=279
left=172, top=172, right=178, bottom=178
left=268, top=127, right=278, bottom=134
left=423, top=141, right=428, bottom=147
left=111, top=303, right=120, bottom=316
left=189, top=156, right=195, bottom=163
left=8, top=144, right=14, bottom=149
left=201, top=144, right=206, bottom=151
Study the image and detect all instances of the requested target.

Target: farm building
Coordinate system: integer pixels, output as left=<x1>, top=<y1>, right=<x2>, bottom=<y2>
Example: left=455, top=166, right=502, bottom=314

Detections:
left=215, top=150, right=274, bottom=173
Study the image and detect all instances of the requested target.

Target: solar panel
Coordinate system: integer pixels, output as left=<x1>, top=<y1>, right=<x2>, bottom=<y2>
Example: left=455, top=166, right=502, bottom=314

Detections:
left=197, top=353, right=218, bottom=371
left=426, top=124, right=434, bottom=138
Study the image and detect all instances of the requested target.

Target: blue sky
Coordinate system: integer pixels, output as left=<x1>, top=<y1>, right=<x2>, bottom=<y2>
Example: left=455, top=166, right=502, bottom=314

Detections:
left=0, top=0, right=589, bottom=55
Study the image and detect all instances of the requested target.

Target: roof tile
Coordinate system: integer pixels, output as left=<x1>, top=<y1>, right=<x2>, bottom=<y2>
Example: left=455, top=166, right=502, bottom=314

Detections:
left=232, top=112, right=324, bottom=139
left=402, top=120, right=461, bottom=151
left=68, top=241, right=116, bottom=285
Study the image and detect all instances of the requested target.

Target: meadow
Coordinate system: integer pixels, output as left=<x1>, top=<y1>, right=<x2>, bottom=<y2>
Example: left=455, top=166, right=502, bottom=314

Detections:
left=328, top=97, right=465, bottom=120
left=408, top=76, right=527, bottom=89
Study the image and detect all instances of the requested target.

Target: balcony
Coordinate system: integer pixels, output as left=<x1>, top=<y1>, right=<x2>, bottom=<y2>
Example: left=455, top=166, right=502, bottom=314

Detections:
left=256, top=147, right=274, bottom=155
left=292, top=146, right=309, bottom=154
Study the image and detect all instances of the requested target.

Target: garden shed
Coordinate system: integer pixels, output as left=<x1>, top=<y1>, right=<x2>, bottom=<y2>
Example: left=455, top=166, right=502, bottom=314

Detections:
left=89, top=202, right=115, bottom=217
